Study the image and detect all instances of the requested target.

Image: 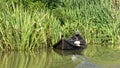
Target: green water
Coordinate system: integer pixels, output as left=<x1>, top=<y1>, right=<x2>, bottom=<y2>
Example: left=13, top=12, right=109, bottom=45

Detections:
left=0, top=45, right=120, bottom=68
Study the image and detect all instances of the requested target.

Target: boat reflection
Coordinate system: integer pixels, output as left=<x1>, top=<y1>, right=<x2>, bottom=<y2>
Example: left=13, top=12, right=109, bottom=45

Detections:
left=53, top=49, right=83, bottom=62
left=53, top=49, right=105, bottom=68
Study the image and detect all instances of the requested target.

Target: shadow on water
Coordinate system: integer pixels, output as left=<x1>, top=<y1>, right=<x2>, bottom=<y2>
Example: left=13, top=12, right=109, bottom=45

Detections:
left=0, top=44, right=120, bottom=68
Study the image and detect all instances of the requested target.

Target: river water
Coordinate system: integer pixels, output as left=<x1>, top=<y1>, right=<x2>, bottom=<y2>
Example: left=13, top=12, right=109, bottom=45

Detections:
left=0, top=45, right=120, bottom=68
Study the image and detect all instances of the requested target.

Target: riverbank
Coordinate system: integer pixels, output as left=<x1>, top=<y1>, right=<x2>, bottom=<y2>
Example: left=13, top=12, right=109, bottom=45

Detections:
left=0, top=0, right=120, bottom=50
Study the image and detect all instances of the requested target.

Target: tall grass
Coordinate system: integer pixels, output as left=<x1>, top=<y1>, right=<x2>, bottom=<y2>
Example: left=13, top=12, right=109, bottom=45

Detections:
left=0, top=0, right=120, bottom=50
left=0, top=1, right=62, bottom=50
left=54, top=0, right=120, bottom=45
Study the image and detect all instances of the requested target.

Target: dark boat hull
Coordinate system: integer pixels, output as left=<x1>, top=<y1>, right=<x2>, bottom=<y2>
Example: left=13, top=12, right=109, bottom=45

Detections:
left=53, top=39, right=87, bottom=50
left=53, top=32, right=87, bottom=50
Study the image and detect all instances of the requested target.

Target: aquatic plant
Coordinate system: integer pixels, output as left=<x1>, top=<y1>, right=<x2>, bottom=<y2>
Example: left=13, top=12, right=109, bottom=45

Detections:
left=0, top=1, right=61, bottom=50
left=0, top=0, right=120, bottom=50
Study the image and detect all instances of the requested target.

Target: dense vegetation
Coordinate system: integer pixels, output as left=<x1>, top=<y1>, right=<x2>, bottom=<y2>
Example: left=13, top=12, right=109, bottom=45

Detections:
left=0, top=0, right=120, bottom=50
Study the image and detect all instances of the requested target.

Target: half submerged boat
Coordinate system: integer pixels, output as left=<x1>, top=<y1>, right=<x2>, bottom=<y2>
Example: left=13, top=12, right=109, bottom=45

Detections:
left=53, top=32, right=87, bottom=50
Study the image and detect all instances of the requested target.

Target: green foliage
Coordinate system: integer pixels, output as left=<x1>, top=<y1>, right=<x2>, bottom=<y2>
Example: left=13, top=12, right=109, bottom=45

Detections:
left=0, top=1, right=61, bottom=50
left=0, top=0, right=120, bottom=50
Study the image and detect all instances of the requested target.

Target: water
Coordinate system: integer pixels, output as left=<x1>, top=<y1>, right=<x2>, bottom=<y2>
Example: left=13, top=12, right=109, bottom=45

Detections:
left=0, top=47, right=120, bottom=68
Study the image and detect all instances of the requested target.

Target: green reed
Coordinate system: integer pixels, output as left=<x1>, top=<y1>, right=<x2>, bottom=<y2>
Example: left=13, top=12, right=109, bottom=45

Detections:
left=59, top=0, right=120, bottom=45
left=0, top=1, right=62, bottom=50
left=0, top=0, right=120, bottom=50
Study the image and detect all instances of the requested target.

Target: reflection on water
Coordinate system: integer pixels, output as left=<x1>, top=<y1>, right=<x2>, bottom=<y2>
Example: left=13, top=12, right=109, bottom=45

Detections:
left=75, top=61, right=104, bottom=68
left=0, top=46, right=120, bottom=68
left=0, top=49, right=82, bottom=68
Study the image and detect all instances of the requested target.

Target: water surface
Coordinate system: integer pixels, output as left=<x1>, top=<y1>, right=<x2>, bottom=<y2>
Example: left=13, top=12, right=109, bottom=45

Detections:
left=0, top=46, right=120, bottom=68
